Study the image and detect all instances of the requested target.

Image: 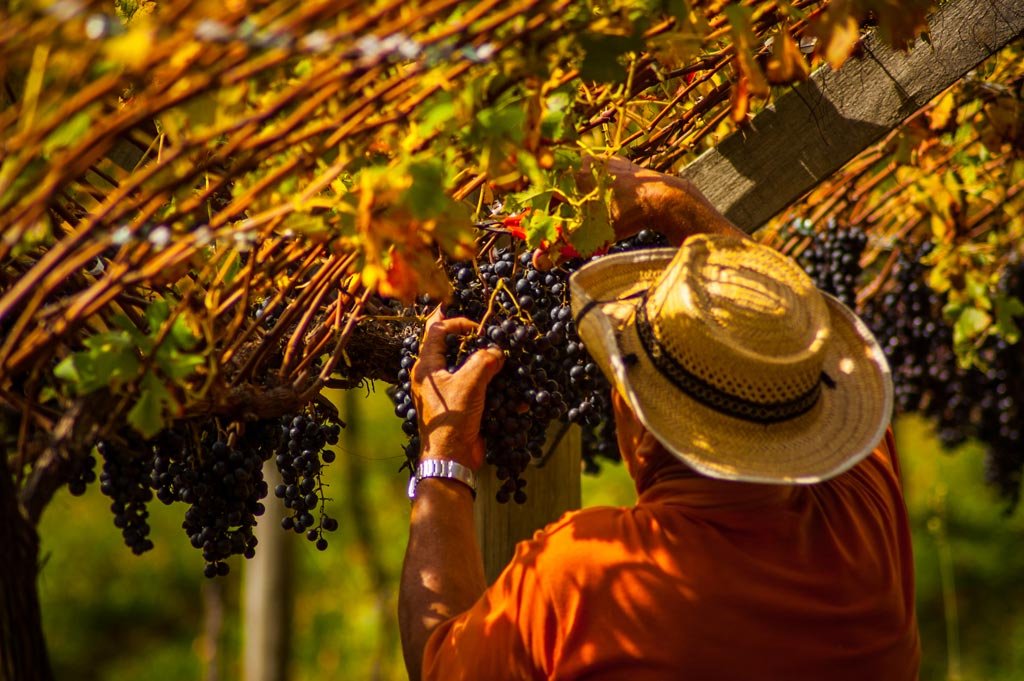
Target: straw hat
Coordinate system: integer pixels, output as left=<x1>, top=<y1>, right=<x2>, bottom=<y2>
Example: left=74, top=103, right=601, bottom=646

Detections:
left=569, top=234, right=892, bottom=484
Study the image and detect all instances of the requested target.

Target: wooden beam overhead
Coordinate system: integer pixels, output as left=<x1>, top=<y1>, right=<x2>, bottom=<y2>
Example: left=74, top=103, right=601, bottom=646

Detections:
left=679, top=0, right=1024, bottom=233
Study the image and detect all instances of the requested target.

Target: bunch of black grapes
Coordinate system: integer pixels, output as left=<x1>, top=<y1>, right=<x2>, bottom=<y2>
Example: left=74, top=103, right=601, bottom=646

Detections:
left=781, top=218, right=1024, bottom=507
left=272, top=411, right=342, bottom=551
left=862, top=247, right=1024, bottom=508
left=149, top=425, right=271, bottom=577
left=90, top=407, right=343, bottom=577
left=795, top=219, right=868, bottom=308
left=393, top=229, right=674, bottom=500
left=394, top=247, right=605, bottom=503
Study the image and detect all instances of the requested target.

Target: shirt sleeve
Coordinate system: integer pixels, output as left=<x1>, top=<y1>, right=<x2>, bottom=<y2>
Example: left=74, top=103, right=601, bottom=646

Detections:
left=421, top=537, right=553, bottom=681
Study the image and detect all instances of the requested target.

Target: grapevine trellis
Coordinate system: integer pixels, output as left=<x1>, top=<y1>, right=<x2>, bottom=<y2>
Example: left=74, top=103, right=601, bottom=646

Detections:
left=3, top=1, right=1024, bottom=677
left=0, top=0, right=1021, bottom=580
left=1, top=0, right=944, bottom=516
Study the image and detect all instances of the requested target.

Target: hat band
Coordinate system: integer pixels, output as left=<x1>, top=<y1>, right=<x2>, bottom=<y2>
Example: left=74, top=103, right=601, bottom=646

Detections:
left=633, top=301, right=823, bottom=424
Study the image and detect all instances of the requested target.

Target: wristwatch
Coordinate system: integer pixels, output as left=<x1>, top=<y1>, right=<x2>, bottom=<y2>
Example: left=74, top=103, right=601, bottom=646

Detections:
left=407, top=458, right=478, bottom=501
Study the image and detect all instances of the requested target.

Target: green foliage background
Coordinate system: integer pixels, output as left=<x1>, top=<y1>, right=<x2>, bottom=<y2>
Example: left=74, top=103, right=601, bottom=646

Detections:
left=38, top=392, right=1024, bottom=681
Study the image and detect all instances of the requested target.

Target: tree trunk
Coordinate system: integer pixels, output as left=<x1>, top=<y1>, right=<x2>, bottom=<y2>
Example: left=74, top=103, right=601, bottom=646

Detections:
left=0, top=469, right=54, bottom=681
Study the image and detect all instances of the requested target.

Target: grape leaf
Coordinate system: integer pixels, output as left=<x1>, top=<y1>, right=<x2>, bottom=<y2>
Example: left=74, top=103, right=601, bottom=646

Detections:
left=812, top=1, right=860, bottom=70
left=404, top=159, right=449, bottom=220
left=571, top=200, right=616, bottom=257
left=128, top=374, right=175, bottom=438
left=523, top=212, right=561, bottom=249
left=579, top=32, right=643, bottom=83
left=724, top=5, right=769, bottom=97
left=952, top=305, right=991, bottom=347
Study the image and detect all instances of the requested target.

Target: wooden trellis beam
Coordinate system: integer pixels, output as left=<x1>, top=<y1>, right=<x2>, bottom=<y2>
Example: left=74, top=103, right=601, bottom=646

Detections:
left=679, top=0, right=1024, bottom=232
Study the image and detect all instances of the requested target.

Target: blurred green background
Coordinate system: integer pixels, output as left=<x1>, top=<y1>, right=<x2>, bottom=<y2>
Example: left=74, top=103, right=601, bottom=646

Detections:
left=37, top=389, right=1024, bottom=681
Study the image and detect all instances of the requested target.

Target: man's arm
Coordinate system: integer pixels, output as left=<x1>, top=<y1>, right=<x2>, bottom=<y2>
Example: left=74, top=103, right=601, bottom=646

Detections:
left=535, top=156, right=749, bottom=269
left=594, top=156, right=749, bottom=247
left=400, top=479, right=486, bottom=681
left=398, top=310, right=503, bottom=681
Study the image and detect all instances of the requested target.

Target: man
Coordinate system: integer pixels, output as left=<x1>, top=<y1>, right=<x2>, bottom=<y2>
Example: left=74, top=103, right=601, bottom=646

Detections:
left=398, top=158, right=921, bottom=680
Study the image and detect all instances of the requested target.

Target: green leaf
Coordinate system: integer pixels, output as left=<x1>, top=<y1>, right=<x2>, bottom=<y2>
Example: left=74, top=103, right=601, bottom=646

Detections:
left=571, top=200, right=616, bottom=257
left=474, top=105, right=526, bottom=144
left=145, top=299, right=170, bottom=333
left=404, top=159, right=449, bottom=219
left=127, top=374, right=174, bottom=438
left=953, top=306, right=991, bottom=347
left=156, top=348, right=204, bottom=381
left=420, top=93, right=456, bottom=135
left=523, top=213, right=561, bottom=249
left=541, top=92, right=573, bottom=141
left=579, top=32, right=643, bottom=82
left=54, top=355, right=83, bottom=386
left=995, top=294, right=1024, bottom=343
left=43, top=111, right=93, bottom=156
left=169, top=315, right=199, bottom=351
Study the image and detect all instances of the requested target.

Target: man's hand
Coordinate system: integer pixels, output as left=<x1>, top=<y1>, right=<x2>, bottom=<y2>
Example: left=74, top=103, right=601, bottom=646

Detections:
left=533, top=155, right=748, bottom=269
left=411, top=307, right=505, bottom=471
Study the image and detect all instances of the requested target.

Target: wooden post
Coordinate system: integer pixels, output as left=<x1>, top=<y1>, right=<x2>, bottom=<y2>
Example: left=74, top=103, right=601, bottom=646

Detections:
left=475, top=426, right=581, bottom=584
left=242, top=461, right=294, bottom=681
left=678, top=0, right=1024, bottom=232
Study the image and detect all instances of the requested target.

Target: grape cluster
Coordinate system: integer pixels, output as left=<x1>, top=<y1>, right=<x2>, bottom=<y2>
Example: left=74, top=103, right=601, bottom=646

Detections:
left=607, top=228, right=670, bottom=253
left=88, top=406, right=343, bottom=577
left=66, top=449, right=98, bottom=496
left=861, top=243, right=943, bottom=415
left=859, top=243, right=1024, bottom=508
left=272, top=412, right=341, bottom=551
left=795, top=220, right=868, bottom=308
left=97, top=440, right=155, bottom=555
left=394, top=229, right=680, bottom=500
left=152, top=427, right=273, bottom=577
left=394, top=246, right=609, bottom=502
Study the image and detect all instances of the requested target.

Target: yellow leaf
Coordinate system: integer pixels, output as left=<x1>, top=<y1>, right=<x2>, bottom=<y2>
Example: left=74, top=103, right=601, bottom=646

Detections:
left=813, top=2, right=860, bottom=70
left=765, top=27, right=810, bottom=84
left=724, top=5, right=770, bottom=98
left=928, top=92, right=955, bottom=130
left=103, top=23, right=155, bottom=70
left=930, top=213, right=949, bottom=241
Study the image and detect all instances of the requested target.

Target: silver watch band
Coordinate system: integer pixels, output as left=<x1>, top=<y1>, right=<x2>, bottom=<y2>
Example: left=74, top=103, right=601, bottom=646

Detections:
left=407, top=459, right=478, bottom=500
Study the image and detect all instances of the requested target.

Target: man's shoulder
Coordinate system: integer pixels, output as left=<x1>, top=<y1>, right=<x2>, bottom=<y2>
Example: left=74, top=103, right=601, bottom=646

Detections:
left=534, top=504, right=631, bottom=539
left=509, top=505, right=635, bottom=574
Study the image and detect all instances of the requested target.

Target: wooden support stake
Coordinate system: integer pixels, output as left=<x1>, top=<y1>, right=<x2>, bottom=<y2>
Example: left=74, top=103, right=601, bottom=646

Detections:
left=475, top=426, right=581, bottom=584
left=679, top=0, right=1024, bottom=232
left=242, top=461, right=294, bottom=681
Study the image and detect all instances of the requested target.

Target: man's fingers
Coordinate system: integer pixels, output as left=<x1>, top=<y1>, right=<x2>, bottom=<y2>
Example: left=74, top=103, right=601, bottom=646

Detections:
left=459, top=347, right=505, bottom=388
left=415, top=315, right=480, bottom=375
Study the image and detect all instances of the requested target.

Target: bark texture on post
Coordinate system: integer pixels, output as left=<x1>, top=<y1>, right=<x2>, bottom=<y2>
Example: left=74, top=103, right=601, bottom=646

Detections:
left=242, top=461, right=294, bottom=681
left=475, top=426, right=582, bottom=584
left=0, top=470, right=54, bottom=681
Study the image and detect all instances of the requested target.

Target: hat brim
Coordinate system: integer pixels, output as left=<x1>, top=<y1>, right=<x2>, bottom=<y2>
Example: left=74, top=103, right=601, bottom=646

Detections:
left=570, top=248, right=893, bottom=484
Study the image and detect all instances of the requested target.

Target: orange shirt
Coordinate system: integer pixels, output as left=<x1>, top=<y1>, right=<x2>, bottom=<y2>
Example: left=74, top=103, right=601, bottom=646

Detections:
left=423, top=431, right=920, bottom=680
